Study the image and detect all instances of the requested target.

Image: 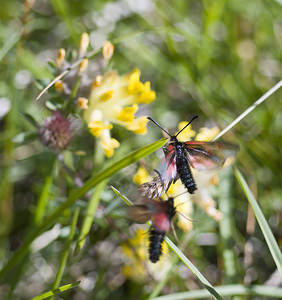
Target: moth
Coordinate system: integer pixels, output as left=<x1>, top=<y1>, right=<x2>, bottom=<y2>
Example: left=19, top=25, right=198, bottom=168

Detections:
left=148, top=116, right=239, bottom=194
left=129, top=195, right=176, bottom=263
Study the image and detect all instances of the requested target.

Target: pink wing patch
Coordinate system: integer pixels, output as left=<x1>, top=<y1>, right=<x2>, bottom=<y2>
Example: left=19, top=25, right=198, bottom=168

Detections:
left=153, top=212, right=170, bottom=232
left=185, top=141, right=238, bottom=171
left=158, top=146, right=177, bottom=189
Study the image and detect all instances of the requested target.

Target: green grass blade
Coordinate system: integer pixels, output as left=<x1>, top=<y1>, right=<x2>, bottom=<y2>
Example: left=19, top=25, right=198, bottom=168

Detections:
left=234, top=168, right=282, bottom=276
left=75, top=180, right=107, bottom=254
left=31, top=281, right=80, bottom=300
left=151, top=284, right=282, bottom=299
left=34, top=160, right=56, bottom=224
left=218, top=167, right=240, bottom=283
left=50, top=208, right=80, bottom=299
left=0, top=138, right=166, bottom=279
left=111, top=186, right=222, bottom=300
left=0, top=30, right=22, bottom=62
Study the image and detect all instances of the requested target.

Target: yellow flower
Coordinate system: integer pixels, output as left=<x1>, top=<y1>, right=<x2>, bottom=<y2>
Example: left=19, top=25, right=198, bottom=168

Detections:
left=83, top=69, right=156, bottom=157
left=133, top=166, right=152, bottom=185
left=195, top=126, right=220, bottom=141
left=121, top=228, right=171, bottom=281
left=166, top=180, right=193, bottom=231
left=176, top=121, right=196, bottom=142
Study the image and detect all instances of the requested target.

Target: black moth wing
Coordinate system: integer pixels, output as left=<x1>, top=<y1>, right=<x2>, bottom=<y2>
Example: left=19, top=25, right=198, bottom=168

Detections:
left=184, top=141, right=239, bottom=171
left=128, top=203, right=153, bottom=224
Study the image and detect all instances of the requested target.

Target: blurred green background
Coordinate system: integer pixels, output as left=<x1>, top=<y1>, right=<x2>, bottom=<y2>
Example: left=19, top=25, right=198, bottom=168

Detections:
left=0, top=0, right=281, bottom=299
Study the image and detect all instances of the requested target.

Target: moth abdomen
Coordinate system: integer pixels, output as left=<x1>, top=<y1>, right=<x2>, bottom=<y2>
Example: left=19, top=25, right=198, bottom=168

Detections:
left=149, top=228, right=165, bottom=263
left=175, top=144, right=197, bottom=194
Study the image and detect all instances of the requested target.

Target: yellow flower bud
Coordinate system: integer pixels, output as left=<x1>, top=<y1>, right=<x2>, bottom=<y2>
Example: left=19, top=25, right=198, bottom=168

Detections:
left=102, top=41, right=114, bottom=61
left=79, top=32, right=89, bottom=57
left=77, top=97, right=88, bottom=109
left=91, top=75, right=103, bottom=89
left=54, top=80, right=63, bottom=92
left=56, top=48, right=65, bottom=68
left=78, top=58, right=88, bottom=74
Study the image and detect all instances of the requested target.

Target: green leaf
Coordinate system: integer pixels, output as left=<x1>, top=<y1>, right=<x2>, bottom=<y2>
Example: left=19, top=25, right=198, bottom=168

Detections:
left=12, top=132, right=38, bottom=144
left=150, top=284, right=282, bottom=299
left=234, top=168, right=282, bottom=276
left=111, top=186, right=222, bottom=300
left=45, top=98, right=64, bottom=111
left=0, top=138, right=166, bottom=279
left=21, top=112, right=39, bottom=128
left=31, top=281, right=80, bottom=300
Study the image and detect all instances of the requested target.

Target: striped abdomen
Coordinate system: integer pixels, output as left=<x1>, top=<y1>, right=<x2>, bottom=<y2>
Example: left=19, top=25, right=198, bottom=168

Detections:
left=149, top=228, right=165, bottom=263
left=175, top=144, right=197, bottom=194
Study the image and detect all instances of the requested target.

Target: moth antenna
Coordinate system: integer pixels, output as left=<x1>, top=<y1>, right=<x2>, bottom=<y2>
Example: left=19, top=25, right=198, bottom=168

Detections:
left=173, top=190, right=189, bottom=199
left=147, top=117, right=172, bottom=137
left=175, top=115, right=199, bottom=138
left=171, top=222, right=179, bottom=242
left=178, top=211, right=198, bottom=223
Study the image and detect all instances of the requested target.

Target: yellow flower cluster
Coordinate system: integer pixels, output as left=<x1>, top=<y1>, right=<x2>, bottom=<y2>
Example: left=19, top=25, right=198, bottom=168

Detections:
left=121, top=228, right=170, bottom=281
left=166, top=181, right=193, bottom=231
left=176, top=121, right=219, bottom=142
left=83, top=69, right=156, bottom=157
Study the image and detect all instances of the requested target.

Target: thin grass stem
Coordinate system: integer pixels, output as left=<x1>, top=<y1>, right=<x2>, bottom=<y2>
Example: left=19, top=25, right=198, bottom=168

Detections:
left=213, top=80, right=282, bottom=141
left=49, top=208, right=80, bottom=300
left=150, top=284, right=282, bottom=299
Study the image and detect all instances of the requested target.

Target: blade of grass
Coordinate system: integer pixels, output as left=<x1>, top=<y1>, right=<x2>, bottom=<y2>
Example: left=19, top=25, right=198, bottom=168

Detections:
left=34, top=159, right=56, bottom=224
left=0, top=30, right=22, bottom=62
left=31, top=281, right=80, bottom=300
left=218, top=167, right=240, bottom=283
left=149, top=231, right=197, bottom=299
left=151, top=284, right=282, bottom=299
left=49, top=208, right=80, bottom=300
left=213, top=80, right=282, bottom=141
left=75, top=180, right=107, bottom=254
left=111, top=186, right=222, bottom=300
left=0, top=138, right=166, bottom=279
left=234, top=168, right=282, bottom=276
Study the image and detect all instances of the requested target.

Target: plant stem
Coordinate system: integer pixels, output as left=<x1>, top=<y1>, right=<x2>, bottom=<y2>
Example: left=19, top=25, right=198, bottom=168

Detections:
left=218, top=167, right=240, bottom=283
left=49, top=208, right=80, bottom=300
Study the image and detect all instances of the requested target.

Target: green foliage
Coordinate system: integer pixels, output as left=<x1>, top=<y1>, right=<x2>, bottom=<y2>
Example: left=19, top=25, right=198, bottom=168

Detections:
left=0, top=0, right=281, bottom=299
